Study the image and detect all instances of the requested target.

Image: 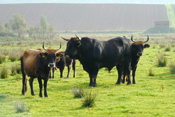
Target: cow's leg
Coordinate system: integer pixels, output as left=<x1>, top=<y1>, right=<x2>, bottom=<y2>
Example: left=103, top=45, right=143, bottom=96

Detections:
left=22, top=74, right=27, bottom=95
left=126, top=64, right=131, bottom=85
left=132, top=67, right=137, bottom=84
left=67, top=65, right=70, bottom=78
left=89, top=74, right=93, bottom=87
left=38, top=78, right=43, bottom=97
left=93, top=75, right=97, bottom=87
left=29, top=77, right=35, bottom=96
left=59, top=67, right=64, bottom=78
left=72, top=59, right=76, bottom=78
left=44, top=79, right=48, bottom=97
left=122, top=70, right=126, bottom=84
left=116, top=65, right=122, bottom=84
left=21, top=58, right=27, bottom=95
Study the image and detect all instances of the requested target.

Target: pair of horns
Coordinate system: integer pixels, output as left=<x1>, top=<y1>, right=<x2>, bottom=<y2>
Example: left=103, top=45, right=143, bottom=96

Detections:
left=42, top=42, right=61, bottom=51
left=131, top=35, right=149, bottom=43
left=61, top=34, right=80, bottom=41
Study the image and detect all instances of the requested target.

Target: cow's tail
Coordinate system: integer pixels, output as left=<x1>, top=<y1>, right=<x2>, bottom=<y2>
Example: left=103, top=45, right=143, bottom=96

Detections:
left=21, top=57, right=27, bottom=93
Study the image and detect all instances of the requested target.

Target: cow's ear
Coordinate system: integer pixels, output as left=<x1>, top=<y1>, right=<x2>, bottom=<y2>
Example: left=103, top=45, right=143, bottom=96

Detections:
left=144, top=44, right=150, bottom=48
left=40, top=52, right=48, bottom=58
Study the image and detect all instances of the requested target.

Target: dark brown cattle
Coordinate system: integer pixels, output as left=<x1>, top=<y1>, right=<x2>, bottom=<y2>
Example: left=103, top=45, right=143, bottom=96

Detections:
left=50, top=51, right=76, bottom=78
left=21, top=42, right=61, bottom=97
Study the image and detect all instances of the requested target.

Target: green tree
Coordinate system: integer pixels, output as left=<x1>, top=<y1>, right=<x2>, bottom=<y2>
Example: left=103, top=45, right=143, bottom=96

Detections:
left=40, top=16, right=49, bottom=39
left=10, top=14, right=27, bottom=38
left=0, top=23, right=4, bottom=33
left=28, top=26, right=34, bottom=38
left=4, top=23, right=11, bottom=37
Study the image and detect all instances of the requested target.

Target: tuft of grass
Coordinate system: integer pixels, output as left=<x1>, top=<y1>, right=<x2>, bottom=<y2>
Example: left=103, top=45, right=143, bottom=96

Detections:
left=9, top=52, right=18, bottom=62
left=0, top=65, right=8, bottom=79
left=148, top=68, right=154, bottom=76
left=82, top=91, right=96, bottom=108
left=15, top=100, right=29, bottom=113
left=156, top=54, right=167, bottom=67
left=164, top=46, right=171, bottom=52
left=71, top=86, right=84, bottom=98
left=16, top=64, right=21, bottom=74
left=159, top=44, right=165, bottom=49
left=169, top=63, right=175, bottom=74
left=10, top=64, right=21, bottom=76
left=0, top=53, right=6, bottom=64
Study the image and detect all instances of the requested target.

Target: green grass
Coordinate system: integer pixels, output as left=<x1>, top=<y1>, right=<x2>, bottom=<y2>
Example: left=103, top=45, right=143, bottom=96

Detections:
left=0, top=35, right=175, bottom=116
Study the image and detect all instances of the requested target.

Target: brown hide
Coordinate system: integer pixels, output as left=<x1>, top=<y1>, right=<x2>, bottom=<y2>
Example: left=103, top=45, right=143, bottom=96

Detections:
left=22, top=49, right=40, bottom=77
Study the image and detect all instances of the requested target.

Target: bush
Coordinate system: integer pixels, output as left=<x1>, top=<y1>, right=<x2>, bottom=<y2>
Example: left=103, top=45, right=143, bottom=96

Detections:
left=148, top=68, right=154, bottom=76
left=11, top=64, right=21, bottom=76
left=0, top=53, right=6, bottom=64
left=156, top=54, right=167, bottom=67
left=15, top=100, right=29, bottom=113
left=164, top=46, right=171, bottom=52
left=169, top=63, right=175, bottom=74
left=0, top=66, right=8, bottom=79
left=71, top=86, right=84, bottom=98
left=9, top=52, right=18, bottom=62
left=82, top=91, right=96, bottom=107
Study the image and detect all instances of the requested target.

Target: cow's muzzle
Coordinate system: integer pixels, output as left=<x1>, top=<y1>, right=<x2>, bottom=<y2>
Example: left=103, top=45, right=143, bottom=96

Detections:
left=48, top=63, right=55, bottom=68
left=137, top=52, right=142, bottom=57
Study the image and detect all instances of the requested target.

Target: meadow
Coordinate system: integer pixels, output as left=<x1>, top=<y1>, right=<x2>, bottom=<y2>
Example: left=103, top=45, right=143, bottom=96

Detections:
left=0, top=34, right=175, bottom=117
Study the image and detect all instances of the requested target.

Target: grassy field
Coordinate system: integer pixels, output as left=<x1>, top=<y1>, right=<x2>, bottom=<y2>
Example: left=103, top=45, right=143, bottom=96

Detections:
left=0, top=35, right=175, bottom=117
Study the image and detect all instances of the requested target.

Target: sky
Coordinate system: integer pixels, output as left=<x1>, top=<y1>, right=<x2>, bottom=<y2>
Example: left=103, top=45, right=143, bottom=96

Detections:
left=0, top=0, right=175, bottom=4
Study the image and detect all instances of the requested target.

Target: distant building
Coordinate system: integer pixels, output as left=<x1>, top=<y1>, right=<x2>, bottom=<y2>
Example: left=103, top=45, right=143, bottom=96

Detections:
left=154, top=21, right=170, bottom=28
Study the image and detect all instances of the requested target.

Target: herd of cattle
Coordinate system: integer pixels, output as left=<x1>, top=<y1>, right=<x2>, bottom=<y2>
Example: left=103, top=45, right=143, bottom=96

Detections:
left=20, top=35, right=150, bottom=97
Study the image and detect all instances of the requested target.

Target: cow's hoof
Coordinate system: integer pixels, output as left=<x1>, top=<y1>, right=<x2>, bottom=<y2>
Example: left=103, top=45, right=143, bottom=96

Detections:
left=45, top=95, right=48, bottom=97
left=115, top=82, right=120, bottom=85
left=127, top=83, right=131, bottom=85
left=39, top=94, right=43, bottom=98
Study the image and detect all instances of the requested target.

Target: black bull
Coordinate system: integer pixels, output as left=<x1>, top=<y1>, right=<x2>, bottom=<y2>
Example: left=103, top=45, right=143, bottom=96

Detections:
left=63, top=36, right=132, bottom=87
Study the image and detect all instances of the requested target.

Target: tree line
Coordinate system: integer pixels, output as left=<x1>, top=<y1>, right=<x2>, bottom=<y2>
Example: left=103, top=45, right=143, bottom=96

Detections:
left=0, top=14, right=58, bottom=40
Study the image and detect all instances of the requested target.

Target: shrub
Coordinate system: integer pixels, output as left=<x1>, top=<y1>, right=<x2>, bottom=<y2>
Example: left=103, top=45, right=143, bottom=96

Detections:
left=169, top=63, right=175, bottom=74
left=0, top=66, right=8, bottom=79
left=15, top=100, right=29, bottom=113
left=9, top=52, right=18, bottom=62
left=71, top=86, right=84, bottom=98
left=156, top=54, right=167, bottom=67
left=0, top=53, right=6, bottom=64
left=159, top=44, right=165, bottom=49
left=11, top=65, right=17, bottom=76
left=11, top=64, right=21, bottom=76
left=148, top=68, right=154, bottom=76
left=164, top=46, right=171, bottom=52
left=82, top=91, right=96, bottom=107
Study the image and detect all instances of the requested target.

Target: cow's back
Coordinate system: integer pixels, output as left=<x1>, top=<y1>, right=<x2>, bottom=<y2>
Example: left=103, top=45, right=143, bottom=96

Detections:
left=79, top=37, right=131, bottom=71
left=22, top=49, right=40, bottom=77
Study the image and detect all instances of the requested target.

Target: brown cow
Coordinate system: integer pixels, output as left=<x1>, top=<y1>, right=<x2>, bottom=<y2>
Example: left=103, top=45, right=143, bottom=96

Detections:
left=21, top=42, right=61, bottom=97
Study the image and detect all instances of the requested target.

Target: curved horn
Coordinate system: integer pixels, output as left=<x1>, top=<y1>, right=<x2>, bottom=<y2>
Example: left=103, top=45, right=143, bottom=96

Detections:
left=131, top=35, right=135, bottom=42
left=75, top=34, right=81, bottom=40
left=144, top=35, right=149, bottom=43
left=56, top=42, right=62, bottom=51
left=61, top=36, right=69, bottom=41
left=42, top=42, right=47, bottom=50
